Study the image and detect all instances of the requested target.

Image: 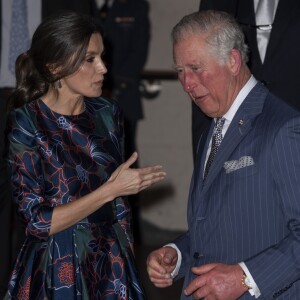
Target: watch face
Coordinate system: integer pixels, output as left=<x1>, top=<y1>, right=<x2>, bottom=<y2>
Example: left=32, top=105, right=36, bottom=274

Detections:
left=245, top=277, right=252, bottom=288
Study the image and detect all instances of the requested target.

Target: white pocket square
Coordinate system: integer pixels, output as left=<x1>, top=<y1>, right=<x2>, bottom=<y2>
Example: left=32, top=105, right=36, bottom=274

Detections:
left=224, top=156, right=254, bottom=174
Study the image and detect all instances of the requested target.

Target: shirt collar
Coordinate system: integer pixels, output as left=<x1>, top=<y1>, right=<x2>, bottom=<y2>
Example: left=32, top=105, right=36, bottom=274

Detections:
left=222, top=75, right=257, bottom=123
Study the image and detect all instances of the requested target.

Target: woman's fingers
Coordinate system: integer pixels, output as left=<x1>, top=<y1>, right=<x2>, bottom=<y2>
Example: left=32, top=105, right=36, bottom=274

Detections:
left=107, top=153, right=166, bottom=196
left=139, top=173, right=166, bottom=189
left=135, top=167, right=166, bottom=189
left=139, top=165, right=164, bottom=174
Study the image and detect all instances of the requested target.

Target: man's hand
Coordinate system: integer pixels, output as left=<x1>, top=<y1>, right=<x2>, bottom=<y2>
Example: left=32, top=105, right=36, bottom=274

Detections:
left=146, top=246, right=178, bottom=288
left=184, top=263, right=248, bottom=299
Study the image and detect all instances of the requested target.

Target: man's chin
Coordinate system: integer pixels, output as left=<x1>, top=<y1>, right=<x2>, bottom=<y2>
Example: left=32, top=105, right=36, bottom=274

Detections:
left=193, top=102, right=211, bottom=117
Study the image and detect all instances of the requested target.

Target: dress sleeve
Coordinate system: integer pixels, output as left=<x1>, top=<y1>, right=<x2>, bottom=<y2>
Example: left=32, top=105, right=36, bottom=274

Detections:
left=7, top=108, right=53, bottom=241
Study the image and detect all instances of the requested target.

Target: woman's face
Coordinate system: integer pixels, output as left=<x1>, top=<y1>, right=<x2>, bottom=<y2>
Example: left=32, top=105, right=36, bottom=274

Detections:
left=60, top=33, right=107, bottom=98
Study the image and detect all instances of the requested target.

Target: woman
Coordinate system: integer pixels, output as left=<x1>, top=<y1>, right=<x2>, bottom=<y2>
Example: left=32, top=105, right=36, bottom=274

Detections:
left=4, top=11, right=165, bottom=299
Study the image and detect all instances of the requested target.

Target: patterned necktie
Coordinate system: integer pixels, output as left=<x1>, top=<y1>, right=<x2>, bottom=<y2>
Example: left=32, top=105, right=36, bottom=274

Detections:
left=8, top=0, right=30, bottom=74
left=204, top=117, right=226, bottom=180
left=255, top=0, right=276, bottom=63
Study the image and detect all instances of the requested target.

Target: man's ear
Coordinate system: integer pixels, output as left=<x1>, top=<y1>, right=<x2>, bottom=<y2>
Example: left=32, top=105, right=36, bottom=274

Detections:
left=227, top=48, right=242, bottom=76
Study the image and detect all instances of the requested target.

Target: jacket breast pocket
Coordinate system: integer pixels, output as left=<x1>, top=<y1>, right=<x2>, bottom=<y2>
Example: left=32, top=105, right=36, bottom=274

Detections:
left=224, top=163, right=258, bottom=179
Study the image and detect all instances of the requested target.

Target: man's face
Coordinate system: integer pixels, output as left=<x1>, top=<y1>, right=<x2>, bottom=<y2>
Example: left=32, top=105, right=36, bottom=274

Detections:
left=173, top=34, right=236, bottom=118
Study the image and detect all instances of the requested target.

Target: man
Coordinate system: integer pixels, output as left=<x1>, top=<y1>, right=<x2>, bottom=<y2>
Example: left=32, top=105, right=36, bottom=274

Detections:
left=192, top=0, right=300, bottom=162
left=147, top=10, right=300, bottom=299
left=0, top=1, right=96, bottom=296
left=96, top=0, right=150, bottom=243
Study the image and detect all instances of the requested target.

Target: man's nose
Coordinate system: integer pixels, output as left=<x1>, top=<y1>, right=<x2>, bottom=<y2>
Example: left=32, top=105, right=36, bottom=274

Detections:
left=182, top=79, right=195, bottom=93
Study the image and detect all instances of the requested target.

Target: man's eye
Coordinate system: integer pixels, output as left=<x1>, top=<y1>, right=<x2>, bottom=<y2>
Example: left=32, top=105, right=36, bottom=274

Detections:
left=176, top=68, right=183, bottom=74
left=191, top=66, right=200, bottom=71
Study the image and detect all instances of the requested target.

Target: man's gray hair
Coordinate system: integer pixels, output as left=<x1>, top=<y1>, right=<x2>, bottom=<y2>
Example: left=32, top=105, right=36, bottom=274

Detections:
left=172, top=10, right=249, bottom=65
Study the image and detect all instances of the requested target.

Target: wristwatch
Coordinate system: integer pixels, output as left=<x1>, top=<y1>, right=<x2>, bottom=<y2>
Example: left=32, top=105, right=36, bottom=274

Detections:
left=242, top=273, right=252, bottom=290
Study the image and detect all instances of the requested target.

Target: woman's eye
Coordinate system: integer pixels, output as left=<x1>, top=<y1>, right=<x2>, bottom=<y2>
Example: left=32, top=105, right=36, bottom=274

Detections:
left=86, top=57, right=95, bottom=63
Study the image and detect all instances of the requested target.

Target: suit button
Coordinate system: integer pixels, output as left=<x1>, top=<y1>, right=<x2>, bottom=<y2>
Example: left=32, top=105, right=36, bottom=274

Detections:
left=193, top=252, right=201, bottom=259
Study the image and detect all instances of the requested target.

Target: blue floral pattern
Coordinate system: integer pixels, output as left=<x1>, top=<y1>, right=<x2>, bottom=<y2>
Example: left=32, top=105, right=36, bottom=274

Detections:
left=4, top=97, right=145, bottom=299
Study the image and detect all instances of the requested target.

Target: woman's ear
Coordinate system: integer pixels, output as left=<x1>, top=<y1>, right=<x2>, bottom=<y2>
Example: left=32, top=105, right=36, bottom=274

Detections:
left=47, top=63, right=61, bottom=76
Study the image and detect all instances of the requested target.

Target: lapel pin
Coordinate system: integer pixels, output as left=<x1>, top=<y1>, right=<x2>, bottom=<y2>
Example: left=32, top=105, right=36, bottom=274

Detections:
left=238, top=119, right=244, bottom=126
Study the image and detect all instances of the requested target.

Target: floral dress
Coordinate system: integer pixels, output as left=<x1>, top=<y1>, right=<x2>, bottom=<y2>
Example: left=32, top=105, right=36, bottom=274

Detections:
left=4, top=97, right=146, bottom=300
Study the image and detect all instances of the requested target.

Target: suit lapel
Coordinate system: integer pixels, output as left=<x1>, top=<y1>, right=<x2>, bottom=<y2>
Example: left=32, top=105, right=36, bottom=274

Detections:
left=201, top=83, right=267, bottom=194
left=188, top=121, right=212, bottom=214
left=193, top=120, right=213, bottom=189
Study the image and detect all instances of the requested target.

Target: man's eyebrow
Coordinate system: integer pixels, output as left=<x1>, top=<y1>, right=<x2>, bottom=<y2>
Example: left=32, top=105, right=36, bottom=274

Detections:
left=172, top=64, right=180, bottom=69
left=172, top=63, right=201, bottom=69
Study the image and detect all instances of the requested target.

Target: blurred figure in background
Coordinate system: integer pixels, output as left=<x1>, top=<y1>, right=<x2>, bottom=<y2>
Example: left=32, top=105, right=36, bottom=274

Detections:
left=0, top=1, right=96, bottom=297
left=96, top=0, right=150, bottom=243
left=192, top=0, right=300, bottom=162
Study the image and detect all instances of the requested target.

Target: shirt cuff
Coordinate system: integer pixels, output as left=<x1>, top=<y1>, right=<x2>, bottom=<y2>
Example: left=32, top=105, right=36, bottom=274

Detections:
left=164, top=243, right=182, bottom=278
left=239, top=262, right=261, bottom=298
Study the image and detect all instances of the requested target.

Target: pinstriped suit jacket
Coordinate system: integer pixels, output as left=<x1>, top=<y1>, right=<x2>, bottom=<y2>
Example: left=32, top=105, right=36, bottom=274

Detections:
left=192, top=0, right=300, bottom=163
left=174, top=82, right=300, bottom=299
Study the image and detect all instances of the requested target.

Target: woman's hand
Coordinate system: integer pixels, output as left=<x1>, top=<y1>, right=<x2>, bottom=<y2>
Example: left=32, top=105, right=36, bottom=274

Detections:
left=50, top=152, right=165, bottom=235
left=107, top=152, right=166, bottom=197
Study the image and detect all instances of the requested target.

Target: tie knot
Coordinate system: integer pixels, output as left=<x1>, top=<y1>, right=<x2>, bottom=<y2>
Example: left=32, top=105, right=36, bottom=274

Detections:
left=256, top=0, right=276, bottom=26
left=215, top=117, right=225, bottom=132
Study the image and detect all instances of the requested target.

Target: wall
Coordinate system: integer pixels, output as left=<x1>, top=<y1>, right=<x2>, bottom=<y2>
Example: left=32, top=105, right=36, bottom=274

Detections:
left=138, top=0, right=199, bottom=231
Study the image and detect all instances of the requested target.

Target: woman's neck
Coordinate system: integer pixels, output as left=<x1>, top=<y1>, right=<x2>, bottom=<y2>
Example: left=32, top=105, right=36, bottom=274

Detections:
left=41, top=90, right=85, bottom=116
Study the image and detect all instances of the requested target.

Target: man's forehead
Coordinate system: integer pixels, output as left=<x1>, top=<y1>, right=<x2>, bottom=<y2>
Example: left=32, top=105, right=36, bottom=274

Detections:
left=173, top=42, right=210, bottom=65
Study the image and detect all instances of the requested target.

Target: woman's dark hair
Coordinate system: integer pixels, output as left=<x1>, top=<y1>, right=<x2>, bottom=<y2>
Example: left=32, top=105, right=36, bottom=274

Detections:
left=8, top=10, right=103, bottom=110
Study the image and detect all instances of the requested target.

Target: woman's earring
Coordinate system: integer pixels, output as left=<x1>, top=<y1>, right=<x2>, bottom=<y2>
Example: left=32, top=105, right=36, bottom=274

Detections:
left=54, top=80, right=62, bottom=89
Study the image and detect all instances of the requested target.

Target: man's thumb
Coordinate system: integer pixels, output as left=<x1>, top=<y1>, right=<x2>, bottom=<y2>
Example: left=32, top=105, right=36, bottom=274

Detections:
left=163, top=254, right=174, bottom=265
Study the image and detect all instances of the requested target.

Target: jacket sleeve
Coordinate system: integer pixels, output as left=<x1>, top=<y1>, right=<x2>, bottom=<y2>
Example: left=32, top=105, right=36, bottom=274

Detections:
left=244, top=116, right=300, bottom=298
left=172, top=230, right=192, bottom=279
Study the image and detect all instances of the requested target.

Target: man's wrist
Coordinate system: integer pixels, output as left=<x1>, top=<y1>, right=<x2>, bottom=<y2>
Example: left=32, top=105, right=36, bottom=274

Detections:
left=239, top=262, right=261, bottom=298
left=242, top=272, right=252, bottom=290
left=164, top=243, right=182, bottom=278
